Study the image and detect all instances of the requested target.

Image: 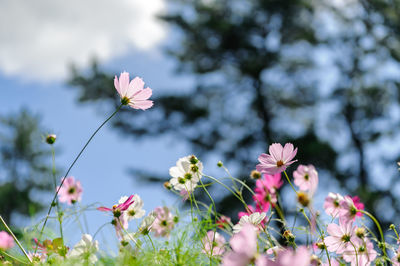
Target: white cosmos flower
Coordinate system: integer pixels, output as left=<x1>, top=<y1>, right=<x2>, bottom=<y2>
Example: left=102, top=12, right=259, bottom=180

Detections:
left=139, top=212, right=157, bottom=235
left=232, top=212, right=266, bottom=233
left=169, top=155, right=203, bottom=192
left=69, top=234, right=99, bottom=264
left=118, top=194, right=146, bottom=221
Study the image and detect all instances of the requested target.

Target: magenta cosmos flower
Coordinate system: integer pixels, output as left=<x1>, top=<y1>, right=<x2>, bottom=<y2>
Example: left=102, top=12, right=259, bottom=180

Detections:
left=0, top=231, right=14, bottom=250
left=256, top=143, right=298, bottom=175
left=57, top=176, right=83, bottom=205
left=114, top=72, right=153, bottom=110
left=339, top=195, right=364, bottom=224
left=97, top=195, right=135, bottom=218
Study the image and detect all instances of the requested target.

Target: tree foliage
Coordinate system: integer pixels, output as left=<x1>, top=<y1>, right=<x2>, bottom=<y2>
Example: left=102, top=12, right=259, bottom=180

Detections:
left=68, top=0, right=400, bottom=231
left=0, top=109, right=53, bottom=226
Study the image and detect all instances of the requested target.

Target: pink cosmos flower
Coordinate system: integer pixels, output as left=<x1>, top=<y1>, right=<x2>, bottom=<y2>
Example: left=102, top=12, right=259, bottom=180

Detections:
left=222, top=224, right=258, bottom=266
left=257, top=246, right=311, bottom=266
left=151, top=206, right=177, bottom=237
left=323, top=193, right=343, bottom=217
left=325, top=219, right=356, bottom=254
left=201, top=231, right=226, bottom=256
left=339, top=195, right=363, bottom=224
left=293, top=164, right=318, bottom=192
left=342, top=238, right=377, bottom=266
left=27, top=252, right=46, bottom=263
left=57, top=176, right=83, bottom=205
left=256, top=143, right=298, bottom=175
left=0, top=231, right=14, bottom=250
left=114, top=72, right=153, bottom=110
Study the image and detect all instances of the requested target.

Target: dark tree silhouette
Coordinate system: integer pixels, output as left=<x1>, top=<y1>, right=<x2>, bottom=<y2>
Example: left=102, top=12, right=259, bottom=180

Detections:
left=0, top=109, right=53, bottom=226
left=68, top=0, right=400, bottom=233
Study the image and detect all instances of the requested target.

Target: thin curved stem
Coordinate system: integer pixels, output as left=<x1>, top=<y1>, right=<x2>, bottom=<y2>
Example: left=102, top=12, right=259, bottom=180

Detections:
left=37, top=104, right=123, bottom=249
left=359, top=210, right=387, bottom=259
left=0, top=215, right=31, bottom=263
left=51, top=147, right=63, bottom=240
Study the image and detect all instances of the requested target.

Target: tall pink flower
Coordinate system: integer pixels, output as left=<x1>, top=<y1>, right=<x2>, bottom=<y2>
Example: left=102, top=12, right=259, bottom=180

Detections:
left=57, top=176, right=83, bottom=205
left=324, top=193, right=343, bottom=217
left=256, top=143, right=297, bottom=175
left=202, top=231, right=226, bottom=256
left=114, top=72, right=153, bottom=110
left=0, top=231, right=14, bottom=250
left=293, top=164, right=318, bottom=192
left=222, top=224, right=258, bottom=266
left=325, top=220, right=356, bottom=254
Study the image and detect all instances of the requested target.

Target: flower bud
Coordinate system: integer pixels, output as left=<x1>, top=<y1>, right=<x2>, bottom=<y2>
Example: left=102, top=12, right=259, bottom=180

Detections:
left=310, top=254, right=321, bottom=265
left=283, top=230, right=295, bottom=242
left=217, top=161, right=223, bottom=167
left=164, top=181, right=172, bottom=190
left=390, top=224, right=396, bottom=230
left=46, top=134, right=56, bottom=145
left=316, top=242, right=326, bottom=250
left=250, top=170, right=261, bottom=180
left=189, top=155, right=199, bottom=164
left=355, top=227, right=366, bottom=239
left=297, top=192, right=310, bottom=207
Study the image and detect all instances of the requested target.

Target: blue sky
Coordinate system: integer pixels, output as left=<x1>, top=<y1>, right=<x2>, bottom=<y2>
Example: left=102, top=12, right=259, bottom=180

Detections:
left=0, top=0, right=200, bottom=248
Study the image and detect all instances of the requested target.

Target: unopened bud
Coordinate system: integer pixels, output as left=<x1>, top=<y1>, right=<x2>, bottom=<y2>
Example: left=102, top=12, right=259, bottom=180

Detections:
left=390, top=224, right=396, bottom=230
left=316, top=242, right=326, bottom=250
left=164, top=181, right=172, bottom=190
left=283, top=230, right=295, bottom=242
left=46, top=134, right=56, bottom=145
left=297, top=192, right=310, bottom=207
left=310, top=254, right=321, bottom=265
left=250, top=170, right=261, bottom=180
left=189, top=155, right=199, bottom=164
left=355, top=227, right=366, bottom=239
left=217, top=161, right=223, bottom=167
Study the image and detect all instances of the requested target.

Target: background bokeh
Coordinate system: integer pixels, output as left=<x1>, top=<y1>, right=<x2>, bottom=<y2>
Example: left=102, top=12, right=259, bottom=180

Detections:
left=1, top=0, right=400, bottom=249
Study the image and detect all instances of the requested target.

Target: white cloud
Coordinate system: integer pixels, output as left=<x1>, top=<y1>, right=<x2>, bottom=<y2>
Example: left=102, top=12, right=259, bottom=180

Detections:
left=0, top=0, right=167, bottom=81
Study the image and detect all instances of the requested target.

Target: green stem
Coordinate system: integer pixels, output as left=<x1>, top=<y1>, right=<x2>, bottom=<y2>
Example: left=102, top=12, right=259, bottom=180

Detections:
left=146, top=234, right=156, bottom=252
left=0, top=250, right=29, bottom=265
left=283, top=170, right=297, bottom=194
left=51, top=147, right=63, bottom=240
left=198, top=178, right=217, bottom=263
left=350, top=240, right=359, bottom=266
left=359, top=210, right=387, bottom=258
left=37, top=104, right=123, bottom=249
left=0, top=215, right=31, bottom=263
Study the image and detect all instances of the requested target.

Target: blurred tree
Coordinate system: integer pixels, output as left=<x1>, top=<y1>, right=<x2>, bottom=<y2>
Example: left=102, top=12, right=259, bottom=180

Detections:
left=0, top=109, right=53, bottom=226
left=68, top=0, right=400, bottom=232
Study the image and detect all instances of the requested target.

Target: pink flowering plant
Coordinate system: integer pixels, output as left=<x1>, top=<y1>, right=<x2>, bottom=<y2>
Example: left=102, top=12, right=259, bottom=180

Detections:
left=1, top=72, right=400, bottom=266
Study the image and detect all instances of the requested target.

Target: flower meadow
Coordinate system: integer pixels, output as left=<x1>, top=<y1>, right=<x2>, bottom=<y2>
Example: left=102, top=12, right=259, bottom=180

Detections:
left=1, top=72, right=400, bottom=266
